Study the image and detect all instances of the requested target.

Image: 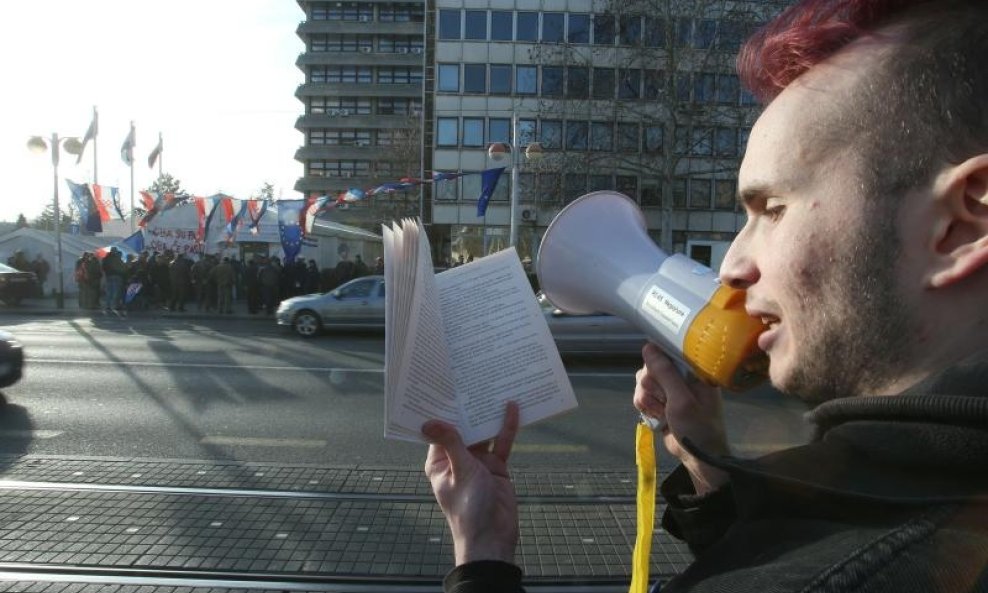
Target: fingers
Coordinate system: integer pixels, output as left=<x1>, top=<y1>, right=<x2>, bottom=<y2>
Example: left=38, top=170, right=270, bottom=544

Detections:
left=491, top=401, right=520, bottom=464
left=422, top=420, right=470, bottom=476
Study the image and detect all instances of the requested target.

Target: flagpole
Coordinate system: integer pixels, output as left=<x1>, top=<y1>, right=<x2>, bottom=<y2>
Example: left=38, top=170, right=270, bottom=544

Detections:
left=92, top=106, right=99, bottom=186
left=129, top=121, right=135, bottom=233
left=157, top=132, right=163, bottom=178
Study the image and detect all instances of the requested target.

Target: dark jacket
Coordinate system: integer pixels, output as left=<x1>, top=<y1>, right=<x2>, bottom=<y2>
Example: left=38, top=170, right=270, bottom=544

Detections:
left=444, top=357, right=988, bottom=593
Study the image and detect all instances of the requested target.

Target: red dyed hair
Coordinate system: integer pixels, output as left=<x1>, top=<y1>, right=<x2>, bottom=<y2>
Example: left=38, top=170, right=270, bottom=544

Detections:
left=738, top=0, right=934, bottom=103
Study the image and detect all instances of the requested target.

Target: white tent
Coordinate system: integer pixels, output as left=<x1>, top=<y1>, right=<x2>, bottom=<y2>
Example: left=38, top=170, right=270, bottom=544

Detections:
left=0, top=227, right=123, bottom=296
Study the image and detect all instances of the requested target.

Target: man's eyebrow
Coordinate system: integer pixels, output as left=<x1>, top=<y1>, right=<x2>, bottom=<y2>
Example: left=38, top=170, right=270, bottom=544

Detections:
left=736, top=184, right=771, bottom=209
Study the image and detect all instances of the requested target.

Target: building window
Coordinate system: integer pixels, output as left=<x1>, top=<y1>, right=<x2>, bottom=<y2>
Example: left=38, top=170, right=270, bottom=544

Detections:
left=674, top=126, right=689, bottom=155
left=644, top=70, right=663, bottom=100
left=715, top=180, right=736, bottom=210
left=436, top=177, right=458, bottom=200
left=619, top=69, right=641, bottom=99
left=694, top=19, right=717, bottom=49
left=490, top=64, right=512, bottom=94
left=311, top=65, right=373, bottom=83
left=676, top=18, right=692, bottom=48
left=673, top=178, right=687, bottom=207
left=378, top=67, right=421, bottom=84
left=439, top=9, right=461, bottom=39
left=641, top=185, right=661, bottom=207
left=538, top=173, right=562, bottom=204
left=617, top=123, right=639, bottom=153
left=717, top=20, right=746, bottom=52
left=692, top=126, right=713, bottom=156
left=566, top=120, right=589, bottom=150
left=675, top=73, right=691, bottom=102
left=463, top=64, right=486, bottom=93
left=379, top=36, right=421, bottom=52
left=714, top=127, right=737, bottom=156
left=694, top=73, right=716, bottom=104
left=516, top=65, right=537, bottom=94
left=593, top=68, right=615, bottom=99
left=644, top=16, right=665, bottom=47
left=590, top=122, right=613, bottom=151
left=739, top=127, right=751, bottom=153
left=566, top=67, right=589, bottom=99
left=565, top=174, right=589, bottom=201
left=517, top=119, right=537, bottom=146
left=488, top=118, right=510, bottom=144
left=379, top=3, right=424, bottom=22
left=438, top=64, right=459, bottom=92
left=717, top=74, right=739, bottom=104
left=463, top=118, right=485, bottom=147
left=588, top=174, right=610, bottom=193
left=645, top=125, right=663, bottom=153
left=542, top=66, right=563, bottom=96
left=690, top=179, right=712, bottom=209
left=377, top=97, right=421, bottom=115
left=437, top=118, right=458, bottom=146
left=517, top=12, right=539, bottom=41
left=568, top=14, right=590, bottom=43
left=542, top=12, right=565, bottom=42
left=464, top=10, right=487, bottom=40
left=594, top=13, right=615, bottom=45
left=616, top=176, right=638, bottom=201
left=491, top=11, right=513, bottom=40
left=540, top=120, right=562, bottom=149
left=619, top=15, right=641, bottom=46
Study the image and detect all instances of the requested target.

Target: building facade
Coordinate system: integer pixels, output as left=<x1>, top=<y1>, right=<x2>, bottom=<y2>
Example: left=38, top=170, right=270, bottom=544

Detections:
left=295, top=0, right=790, bottom=270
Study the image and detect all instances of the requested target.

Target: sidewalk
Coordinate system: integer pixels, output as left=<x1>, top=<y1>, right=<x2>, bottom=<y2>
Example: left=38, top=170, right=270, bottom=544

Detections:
left=1, top=294, right=271, bottom=322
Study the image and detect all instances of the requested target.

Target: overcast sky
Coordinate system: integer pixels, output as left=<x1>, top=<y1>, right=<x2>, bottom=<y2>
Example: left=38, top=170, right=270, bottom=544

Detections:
left=0, top=0, right=305, bottom=222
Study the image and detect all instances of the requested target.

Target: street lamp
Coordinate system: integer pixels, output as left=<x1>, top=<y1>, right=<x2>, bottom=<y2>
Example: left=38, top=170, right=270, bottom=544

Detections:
left=487, top=114, right=544, bottom=250
left=26, top=133, right=83, bottom=309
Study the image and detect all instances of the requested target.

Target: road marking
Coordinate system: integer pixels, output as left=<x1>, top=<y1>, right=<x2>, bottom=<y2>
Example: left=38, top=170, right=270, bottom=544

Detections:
left=26, top=358, right=383, bottom=374
left=513, top=444, right=589, bottom=453
left=200, top=436, right=327, bottom=448
left=0, top=429, right=63, bottom=439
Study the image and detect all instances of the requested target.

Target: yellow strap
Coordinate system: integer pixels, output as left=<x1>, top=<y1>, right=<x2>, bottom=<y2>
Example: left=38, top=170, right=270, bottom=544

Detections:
left=629, top=422, right=657, bottom=593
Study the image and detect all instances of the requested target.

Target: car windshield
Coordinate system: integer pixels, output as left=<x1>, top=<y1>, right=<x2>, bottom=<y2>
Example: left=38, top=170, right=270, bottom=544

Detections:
left=0, top=0, right=820, bottom=591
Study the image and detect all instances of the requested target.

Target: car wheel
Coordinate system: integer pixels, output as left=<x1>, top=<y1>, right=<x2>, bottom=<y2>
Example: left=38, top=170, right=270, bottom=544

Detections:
left=293, top=310, right=322, bottom=338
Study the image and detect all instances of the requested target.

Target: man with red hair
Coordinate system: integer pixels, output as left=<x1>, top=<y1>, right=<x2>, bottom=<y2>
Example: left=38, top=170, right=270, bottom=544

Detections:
left=422, top=0, right=988, bottom=591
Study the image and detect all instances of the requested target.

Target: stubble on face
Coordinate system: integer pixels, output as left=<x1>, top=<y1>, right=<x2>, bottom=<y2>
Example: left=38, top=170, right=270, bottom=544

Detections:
left=781, top=198, right=917, bottom=403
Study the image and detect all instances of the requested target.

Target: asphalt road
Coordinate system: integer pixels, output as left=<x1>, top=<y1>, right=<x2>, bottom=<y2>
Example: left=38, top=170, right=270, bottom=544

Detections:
left=0, top=314, right=812, bottom=473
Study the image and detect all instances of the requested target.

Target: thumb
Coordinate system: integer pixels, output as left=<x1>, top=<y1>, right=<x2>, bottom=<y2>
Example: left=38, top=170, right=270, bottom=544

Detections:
left=422, top=420, right=472, bottom=475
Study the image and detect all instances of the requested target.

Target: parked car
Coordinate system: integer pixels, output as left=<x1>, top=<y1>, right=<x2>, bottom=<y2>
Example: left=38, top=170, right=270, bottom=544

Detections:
left=278, top=277, right=646, bottom=356
left=0, top=330, right=24, bottom=388
left=277, top=275, right=386, bottom=337
left=0, top=263, right=39, bottom=305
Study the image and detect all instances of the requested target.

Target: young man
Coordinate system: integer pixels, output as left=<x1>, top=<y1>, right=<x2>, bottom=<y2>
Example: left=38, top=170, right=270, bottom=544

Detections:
left=422, top=0, right=988, bottom=591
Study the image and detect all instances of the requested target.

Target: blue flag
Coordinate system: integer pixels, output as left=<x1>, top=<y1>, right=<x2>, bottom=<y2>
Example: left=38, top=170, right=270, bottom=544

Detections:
left=65, top=179, right=102, bottom=233
left=476, top=167, right=506, bottom=217
left=277, top=200, right=306, bottom=264
left=120, top=230, right=145, bottom=253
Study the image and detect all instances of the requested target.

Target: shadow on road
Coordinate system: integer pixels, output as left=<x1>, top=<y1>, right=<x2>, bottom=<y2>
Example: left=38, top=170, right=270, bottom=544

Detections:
left=0, top=391, right=35, bottom=472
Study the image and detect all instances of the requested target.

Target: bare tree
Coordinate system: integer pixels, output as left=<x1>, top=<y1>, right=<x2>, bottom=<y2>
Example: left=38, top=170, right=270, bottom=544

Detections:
left=527, top=0, right=788, bottom=251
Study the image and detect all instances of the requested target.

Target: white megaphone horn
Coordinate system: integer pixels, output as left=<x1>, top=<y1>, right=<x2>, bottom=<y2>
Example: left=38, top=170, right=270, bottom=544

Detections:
left=537, top=191, right=768, bottom=391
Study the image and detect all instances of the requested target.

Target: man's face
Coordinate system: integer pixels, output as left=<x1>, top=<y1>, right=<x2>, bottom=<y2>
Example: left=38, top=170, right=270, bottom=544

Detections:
left=721, top=56, right=918, bottom=402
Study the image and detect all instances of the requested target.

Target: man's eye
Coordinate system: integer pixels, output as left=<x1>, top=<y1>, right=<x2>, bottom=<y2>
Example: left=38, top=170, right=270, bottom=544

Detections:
left=764, top=205, right=785, bottom=221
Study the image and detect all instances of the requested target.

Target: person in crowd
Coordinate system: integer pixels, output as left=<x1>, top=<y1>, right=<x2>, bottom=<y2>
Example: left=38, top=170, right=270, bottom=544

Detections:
left=83, top=251, right=103, bottom=310
left=373, top=256, right=384, bottom=276
left=258, top=256, right=281, bottom=315
left=210, top=256, right=236, bottom=314
left=245, top=256, right=261, bottom=314
left=168, top=253, right=193, bottom=312
left=31, top=253, right=50, bottom=296
left=354, top=254, right=369, bottom=278
left=100, top=247, right=126, bottom=312
left=420, top=1, right=988, bottom=592
left=305, top=260, right=320, bottom=294
left=150, top=251, right=171, bottom=309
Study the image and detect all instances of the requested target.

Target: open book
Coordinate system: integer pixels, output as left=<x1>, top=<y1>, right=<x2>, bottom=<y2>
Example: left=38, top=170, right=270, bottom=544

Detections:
left=382, top=218, right=578, bottom=445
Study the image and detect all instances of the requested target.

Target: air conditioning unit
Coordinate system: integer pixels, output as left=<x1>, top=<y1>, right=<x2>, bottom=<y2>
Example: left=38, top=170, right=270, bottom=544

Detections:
left=328, top=108, right=340, bottom=116
left=396, top=47, right=408, bottom=54
left=355, top=140, right=370, bottom=147
left=359, top=15, right=371, bottom=22
left=521, top=208, right=537, bottom=222
left=337, top=109, right=350, bottom=116
left=410, top=47, right=423, bottom=55
left=359, top=47, right=372, bottom=53
left=341, top=171, right=353, bottom=178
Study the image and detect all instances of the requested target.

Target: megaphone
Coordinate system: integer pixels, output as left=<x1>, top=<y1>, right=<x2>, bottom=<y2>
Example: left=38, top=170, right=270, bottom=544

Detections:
left=537, top=191, right=768, bottom=391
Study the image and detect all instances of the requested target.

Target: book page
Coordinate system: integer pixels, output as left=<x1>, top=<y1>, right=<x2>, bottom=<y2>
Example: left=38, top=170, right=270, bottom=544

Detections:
left=436, top=248, right=578, bottom=445
left=383, top=219, right=458, bottom=442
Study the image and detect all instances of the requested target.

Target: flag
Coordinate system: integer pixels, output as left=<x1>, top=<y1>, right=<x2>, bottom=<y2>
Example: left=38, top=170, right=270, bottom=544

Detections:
left=476, top=167, right=507, bottom=216
left=202, top=194, right=232, bottom=244
left=247, top=199, right=269, bottom=234
left=432, top=171, right=464, bottom=182
left=277, top=200, right=306, bottom=264
left=89, top=184, right=112, bottom=223
left=225, top=200, right=249, bottom=243
left=95, top=230, right=145, bottom=260
left=367, top=181, right=417, bottom=196
left=304, top=195, right=340, bottom=234
left=66, top=179, right=102, bottom=233
left=342, top=188, right=366, bottom=202
left=121, top=123, right=135, bottom=166
left=138, top=192, right=185, bottom=228
left=148, top=134, right=162, bottom=169
left=76, top=108, right=98, bottom=165
left=124, top=282, right=142, bottom=305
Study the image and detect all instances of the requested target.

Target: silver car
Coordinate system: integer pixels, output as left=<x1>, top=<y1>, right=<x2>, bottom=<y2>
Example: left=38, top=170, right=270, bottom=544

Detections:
left=277, top=275, right=386, bottom=337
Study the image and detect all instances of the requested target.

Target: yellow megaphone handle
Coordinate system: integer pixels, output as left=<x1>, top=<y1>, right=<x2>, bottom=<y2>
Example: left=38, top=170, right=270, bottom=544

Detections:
left=629, top=421, right=657, bottom=593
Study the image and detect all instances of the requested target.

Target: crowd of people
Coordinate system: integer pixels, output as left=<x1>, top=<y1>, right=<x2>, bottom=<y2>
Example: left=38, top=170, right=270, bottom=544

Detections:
left=5, top=250, right=50, bottom=296
left=70, top=249, right=382, bottom=315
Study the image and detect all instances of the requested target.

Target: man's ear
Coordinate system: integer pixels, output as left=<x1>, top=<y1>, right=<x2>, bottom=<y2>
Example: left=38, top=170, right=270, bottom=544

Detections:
left=928, top=154, right=988, bottom=288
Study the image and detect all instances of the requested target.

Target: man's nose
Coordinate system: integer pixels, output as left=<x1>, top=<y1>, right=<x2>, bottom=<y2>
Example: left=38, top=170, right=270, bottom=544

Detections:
left=718, top=237, right=759, bottom=290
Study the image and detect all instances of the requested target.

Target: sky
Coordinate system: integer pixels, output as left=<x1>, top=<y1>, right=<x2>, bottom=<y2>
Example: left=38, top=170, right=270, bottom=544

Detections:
left=0, top=0, right=305, bottom=223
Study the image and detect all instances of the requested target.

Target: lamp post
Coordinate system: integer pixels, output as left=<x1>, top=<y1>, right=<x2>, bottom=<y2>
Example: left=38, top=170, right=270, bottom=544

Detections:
left=487, top=114, right=543, bottom=251
left=27, top=133, right=83, bottom=309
